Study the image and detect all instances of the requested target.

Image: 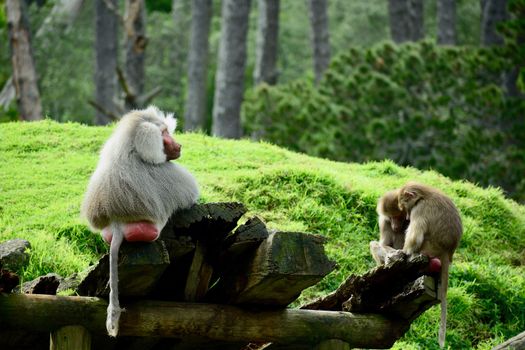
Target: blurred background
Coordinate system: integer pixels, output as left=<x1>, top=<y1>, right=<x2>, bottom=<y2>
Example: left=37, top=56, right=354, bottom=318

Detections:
left=1, top=0, right=524, bottom=201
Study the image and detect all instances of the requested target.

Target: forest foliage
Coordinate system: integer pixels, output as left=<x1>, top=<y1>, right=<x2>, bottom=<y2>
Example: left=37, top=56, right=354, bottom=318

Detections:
left=243, top=40, right=525, bottom=202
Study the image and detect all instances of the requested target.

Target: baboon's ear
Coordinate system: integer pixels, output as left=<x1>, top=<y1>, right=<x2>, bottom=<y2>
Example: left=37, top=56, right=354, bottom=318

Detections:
left=165, top=113, right=177, bottom=135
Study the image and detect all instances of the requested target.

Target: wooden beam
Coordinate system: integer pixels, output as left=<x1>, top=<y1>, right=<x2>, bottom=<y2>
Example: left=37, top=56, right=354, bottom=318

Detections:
left=315, top=339, right=350, bottom=350
left=303, top=252, right=432, bottom=312
left=76, top=240, right=170, bottom=297
left=50, top=325, right=91, bottom=350
left=208, top=231, right=336, bottom=306
left=0, top=294, right=405, bottom=348
left=184, top=242, right=214, bottom=301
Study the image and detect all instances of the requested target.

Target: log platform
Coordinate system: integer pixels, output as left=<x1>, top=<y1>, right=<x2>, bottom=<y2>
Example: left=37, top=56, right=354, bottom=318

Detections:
left=0, top=203, right=440, bottom=350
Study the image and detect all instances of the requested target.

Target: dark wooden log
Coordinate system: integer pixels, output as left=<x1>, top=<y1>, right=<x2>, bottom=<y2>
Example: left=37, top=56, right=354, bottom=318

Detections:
left=0, top=266, right=19, bottom=293
left=302, top=252, right=432, bottom=312
left=50, top=325, right=91, bottom=350
left=343, top=275, right=439, bottom=321
left=184, top=242, right=214, bottom=301
left=0, top=329, right=48, bottom=350
left=21, top=273, right=61, bottom=295
left=57, top=273, right=81, bottom=294
left=222, top=216, right=269, bottom=258
left=492, top=330, right=525, bottom=350
left=315, top=339, right=351, bottom=350
left=162, top=202, right=247, bottom=244
left=207, top=231, right=336, bottom=306
left=0, top=294, right=406, bottom=348
left=160, top=235, right=195, bottom=262
left=76, top=240, right=169, bottom=297
left=210, top=216, right=270, bottom=286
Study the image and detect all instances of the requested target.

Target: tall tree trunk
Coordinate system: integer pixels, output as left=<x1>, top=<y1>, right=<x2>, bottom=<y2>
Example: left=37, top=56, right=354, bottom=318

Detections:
left=389, top=0, right=424, bottom=43
left=212, top=0, right=251, bottom=139
left=184, top=0, right=212, bottom=131
left=124, top=0, right=147, bottom=110
left=254, top=0, right=279, bottom=86
left=437, top=0, right=457, bottom=45
left=481, top=0, right=508, bottom=46
left=408, top=0, right=424, bottom=41
left=94, top=0, right=119, bottom=125
left=307, top=0, right=330, bottom=85
left=0, top=0, right=84, bottom=110
left=6, top=0, right=43, bottom=121
left=388, top=0, right=410, bottom=43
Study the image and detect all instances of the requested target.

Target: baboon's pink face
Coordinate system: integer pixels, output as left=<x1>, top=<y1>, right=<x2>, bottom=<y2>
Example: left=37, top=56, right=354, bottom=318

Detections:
left=162, top=129, right=181, bottom=161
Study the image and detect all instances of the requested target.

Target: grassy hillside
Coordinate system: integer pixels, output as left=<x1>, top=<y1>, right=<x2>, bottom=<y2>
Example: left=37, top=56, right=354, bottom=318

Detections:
left=1, top=120, right=524, bottom=349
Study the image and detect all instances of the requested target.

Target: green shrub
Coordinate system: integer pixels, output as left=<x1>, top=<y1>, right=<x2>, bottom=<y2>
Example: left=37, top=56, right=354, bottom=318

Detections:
left=243, top=41, right=525, bottom=202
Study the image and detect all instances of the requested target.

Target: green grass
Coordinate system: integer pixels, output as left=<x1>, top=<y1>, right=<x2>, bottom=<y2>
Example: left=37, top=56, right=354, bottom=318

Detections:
left=1, top=120, right=524, bottom=349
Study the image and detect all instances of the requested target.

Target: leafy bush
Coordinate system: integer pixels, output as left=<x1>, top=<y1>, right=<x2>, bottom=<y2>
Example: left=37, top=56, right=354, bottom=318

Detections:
left=243, top=41, right=525, bottom=201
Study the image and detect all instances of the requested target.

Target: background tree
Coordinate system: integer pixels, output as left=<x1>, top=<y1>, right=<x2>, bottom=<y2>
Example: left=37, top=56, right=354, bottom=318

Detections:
left=254, top=0, right=280, bottom=86
left=408, top=0, right=424, bottom=41
left=388, top=0, right=424, bottom=43
left=184, top=0, right=212, bottom=131
left=481, top=0, right=508, bottom=46
left=0, top=0, right=84, bottom=111
left=212, top=0, right=251, bottom=139
left=124, top=0, right=147, bottom=110
left=94, top=0, right=118, bottom=125
left=388, top=0, right=410, bottom=43
left=437, top=0, right=457, bottom=44
left=6, top=0, right=42, bottom=121
left=307, top=0, right=330, bottom=84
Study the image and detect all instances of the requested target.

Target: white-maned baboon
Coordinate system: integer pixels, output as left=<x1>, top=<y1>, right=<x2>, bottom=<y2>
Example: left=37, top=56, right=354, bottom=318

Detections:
left=81, top=106, right=199, bottom=336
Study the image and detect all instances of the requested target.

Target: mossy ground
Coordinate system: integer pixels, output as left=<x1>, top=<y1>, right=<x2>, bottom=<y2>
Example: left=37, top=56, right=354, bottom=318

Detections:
left=1, top=120, right=524, bottom=349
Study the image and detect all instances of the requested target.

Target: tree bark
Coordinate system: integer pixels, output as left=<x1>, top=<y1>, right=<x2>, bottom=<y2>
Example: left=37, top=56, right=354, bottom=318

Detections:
left=184, top=0, right=212, bottom=131
left=388, top=0, right=424, bottom=43
left=481, top=0, right=508, bottom=46
left=6, top=0, right=43, bottom=121
left=94, top=0, right=119, bottom=125
left=0, top=0, right=84, bottom=110
left=307, top=0, right=330, bottom=85
left=254, top=0, right=280, bottom=86
left=437, top=0, right=457, bottom=45
left=212, top=0, right=251, bottom=139
left=36, top=0, right=85, bottom=40
left=408, top=0, right=424, bottom=41
left=388, top=0, right=410, bottom=43
left=492, top=330, right=525, bottom=350
left=124, top=0, right=147, bottom=110
left=0, top=294, right=406, bottom=348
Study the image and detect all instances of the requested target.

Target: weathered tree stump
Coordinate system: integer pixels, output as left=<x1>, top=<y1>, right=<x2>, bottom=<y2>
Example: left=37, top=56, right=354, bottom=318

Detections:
left=0, top=264, right=19, bottom=293
left=162, top=202, right=247, bottom=244
left=207, top=231, right=336, bottom=306
left=492, top=330, right=525, bottom=350
left=20, top=273, right=61, bottom=295
left=50, top=325, right=91, bottom=350
left=76, top=240, right=169, bottom=297
left=302, top=252, right=435, bottom=313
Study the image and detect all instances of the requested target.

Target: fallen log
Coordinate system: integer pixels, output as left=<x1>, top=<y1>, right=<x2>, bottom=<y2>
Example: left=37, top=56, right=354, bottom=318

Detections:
left=492, top=330, right=525, bottom=350
left=302, top=252, right=435, bottom=312
left=76, top=240, right=169, bottom=297
left=207, top=231, right=336, bottom=306
left=0, top=293, right=406, bottom=348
